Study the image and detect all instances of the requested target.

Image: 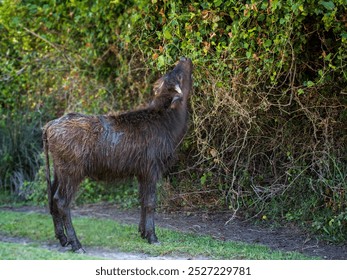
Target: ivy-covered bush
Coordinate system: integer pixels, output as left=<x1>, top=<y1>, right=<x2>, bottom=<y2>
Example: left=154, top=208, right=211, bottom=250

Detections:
left=0, top=0, right=346, bottom=241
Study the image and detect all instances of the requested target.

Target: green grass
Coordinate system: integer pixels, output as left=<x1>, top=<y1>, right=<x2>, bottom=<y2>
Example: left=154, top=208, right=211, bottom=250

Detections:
left=0, top=210, right=314, bottom=260
left=0, top=241, right=98, bottom=260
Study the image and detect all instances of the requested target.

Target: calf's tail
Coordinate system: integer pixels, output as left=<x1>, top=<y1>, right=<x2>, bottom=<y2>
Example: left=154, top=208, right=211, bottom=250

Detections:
left=42, top=127, right=53, bottom=213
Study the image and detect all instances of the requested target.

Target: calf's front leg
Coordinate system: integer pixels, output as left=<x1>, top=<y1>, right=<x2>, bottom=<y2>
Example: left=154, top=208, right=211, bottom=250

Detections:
left=138, top=179, right=158, bottom=244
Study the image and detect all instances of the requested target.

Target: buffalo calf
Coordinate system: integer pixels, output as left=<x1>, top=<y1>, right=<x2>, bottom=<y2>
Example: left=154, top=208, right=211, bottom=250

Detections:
left=42, top=58, right=193, bottom=252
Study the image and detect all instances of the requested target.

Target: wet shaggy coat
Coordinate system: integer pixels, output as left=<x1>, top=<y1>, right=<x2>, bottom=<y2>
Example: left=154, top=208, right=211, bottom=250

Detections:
left=43, top=58, right=193, bottom=252
left=46, top=106, right=186, bottom=184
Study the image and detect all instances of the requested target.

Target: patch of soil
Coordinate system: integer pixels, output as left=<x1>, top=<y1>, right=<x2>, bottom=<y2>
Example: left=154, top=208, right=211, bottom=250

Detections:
left=2, top=204, right=347, bottom=259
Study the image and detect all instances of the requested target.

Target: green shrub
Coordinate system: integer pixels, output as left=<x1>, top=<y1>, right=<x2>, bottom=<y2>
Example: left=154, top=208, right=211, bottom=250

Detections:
left=21, top=162, right=139, bottom=208
left=76, top=179, right=139, bottom=208
left=0, top=116, right=42, bottom=195
left=1, top=0, right=346, bottom=241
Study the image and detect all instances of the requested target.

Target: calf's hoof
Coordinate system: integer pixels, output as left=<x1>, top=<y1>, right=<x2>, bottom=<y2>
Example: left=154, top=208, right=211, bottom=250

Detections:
left=70, top=239, right=84, bottom=253
left=58, top=236, right=69, bottom=247
left=74, top=247, right=86, bottom=254
left=147, top=234, right=159, bottom=244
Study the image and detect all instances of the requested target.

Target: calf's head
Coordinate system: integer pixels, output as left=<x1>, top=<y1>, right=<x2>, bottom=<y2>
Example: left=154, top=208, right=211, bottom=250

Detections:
left=153, top=57, right=193, bottom=108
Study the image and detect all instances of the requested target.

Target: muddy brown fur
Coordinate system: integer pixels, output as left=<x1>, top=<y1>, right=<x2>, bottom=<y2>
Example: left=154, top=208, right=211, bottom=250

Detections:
left=42, top=58, right=193, bottom=252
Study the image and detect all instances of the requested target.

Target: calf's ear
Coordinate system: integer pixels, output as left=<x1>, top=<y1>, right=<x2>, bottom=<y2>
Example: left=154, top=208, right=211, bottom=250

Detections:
left=153, top=77, right=165, bottom=95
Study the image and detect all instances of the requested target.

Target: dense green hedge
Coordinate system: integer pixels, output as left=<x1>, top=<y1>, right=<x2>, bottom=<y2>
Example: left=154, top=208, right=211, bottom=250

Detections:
left=1, top=0, right=346, bottom=241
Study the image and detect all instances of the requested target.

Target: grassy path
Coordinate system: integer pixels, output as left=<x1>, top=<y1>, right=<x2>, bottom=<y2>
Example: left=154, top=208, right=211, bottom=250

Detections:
left=0, top=210, right=314, bottom=260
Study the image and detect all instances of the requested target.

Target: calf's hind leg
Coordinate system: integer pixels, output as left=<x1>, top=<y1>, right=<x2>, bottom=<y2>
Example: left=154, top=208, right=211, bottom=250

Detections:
left=53, top=181, right=85, bottom=253
left=49, top=174, right=68, bottom=247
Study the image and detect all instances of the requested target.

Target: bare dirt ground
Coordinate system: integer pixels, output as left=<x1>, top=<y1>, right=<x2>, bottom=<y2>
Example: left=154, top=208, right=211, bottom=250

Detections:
left=2, top=204, right=347, bottom=259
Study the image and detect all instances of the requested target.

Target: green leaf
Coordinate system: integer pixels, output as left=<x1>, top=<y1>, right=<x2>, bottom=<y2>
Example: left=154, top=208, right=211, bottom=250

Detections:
left=200, top=174, right=207, bottom=186
left=263, top=39, right=272, bottom=48
left=214, top=0, right=223, bottom=7
left=157, top=55, right=165, bottom=68
left=306, top=81, right=315, bottom=87
left=298, top=89, right=305, bottom=95
left=216, top=81, right=223, bottom=88
left=163, top=28, right=172, bottom=40
left=319, top=1, right=335, bottom=11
